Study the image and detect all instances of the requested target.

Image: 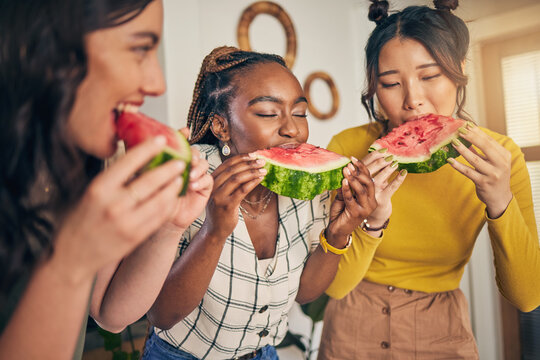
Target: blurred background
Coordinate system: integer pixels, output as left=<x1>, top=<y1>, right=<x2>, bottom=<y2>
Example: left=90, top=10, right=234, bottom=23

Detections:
left=84, top=1, right=540, bottom=359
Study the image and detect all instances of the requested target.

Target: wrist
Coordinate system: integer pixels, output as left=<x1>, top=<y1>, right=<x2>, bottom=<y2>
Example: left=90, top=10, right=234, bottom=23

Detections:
left=361, top=218, right=390, bottom=232
left=319, top=229, right=352, bottom=255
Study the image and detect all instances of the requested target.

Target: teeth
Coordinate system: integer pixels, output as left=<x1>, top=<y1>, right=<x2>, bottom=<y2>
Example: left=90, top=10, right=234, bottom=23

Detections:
left=115, top=103, right=139, bottom=113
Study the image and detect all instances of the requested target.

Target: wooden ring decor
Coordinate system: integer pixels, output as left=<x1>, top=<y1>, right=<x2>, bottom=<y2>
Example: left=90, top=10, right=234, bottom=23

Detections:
left=304, top=71, right=340, bottom=120
left=237, top=1, right=297, bottom=69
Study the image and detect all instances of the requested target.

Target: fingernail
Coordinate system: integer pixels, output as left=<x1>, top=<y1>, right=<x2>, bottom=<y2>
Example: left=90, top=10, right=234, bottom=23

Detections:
left=344, top=167, right=351, bottom=176
left=256, top=159, right=265, bottom=165
left=259, top=168, right=267, bottom=174
left=384, top=155, right=393, bottom=162
left=248, top=152, right=257, bottom=158
left=400, top=169, right=407, bottom=176
left=458, top=127, right=468, bottom=135
left=391, top=160, right=399, bottom=168
left=351, top=156, right=359, bottom=162
left=447, top=158, right=455, bottom=164
left=452, top=138, right=462, bottom=147
left=378, top=148, right=388, bottom=153
left=174, top=160, right=185, bottom=171
left=343, top=178, right=349, bottom=186
left=466, top=121, right=476, bottom=129
left=154, top=135, right=166, bottom=145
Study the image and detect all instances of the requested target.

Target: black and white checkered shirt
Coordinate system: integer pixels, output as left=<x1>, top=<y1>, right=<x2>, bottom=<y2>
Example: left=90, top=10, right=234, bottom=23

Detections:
left=155, top=144, right=329, bottom=359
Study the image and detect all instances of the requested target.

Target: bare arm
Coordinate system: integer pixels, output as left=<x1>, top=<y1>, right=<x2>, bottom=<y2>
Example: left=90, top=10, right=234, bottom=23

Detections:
left=147, top=154, right=266, bottom=330
left=296, top=158, right=378, bottom=303
left=90, top=149, right=213, bottom=332
left=0, top=138, right=185, bottom=357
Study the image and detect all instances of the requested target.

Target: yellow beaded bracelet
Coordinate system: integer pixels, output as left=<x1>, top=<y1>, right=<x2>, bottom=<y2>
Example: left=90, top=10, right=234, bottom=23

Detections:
left=319, top=229, right=352, bottom=255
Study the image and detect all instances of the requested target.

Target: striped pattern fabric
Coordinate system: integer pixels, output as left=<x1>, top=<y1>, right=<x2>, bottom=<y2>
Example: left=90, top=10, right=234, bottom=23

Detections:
left=156, top=144, right=329, bottom=359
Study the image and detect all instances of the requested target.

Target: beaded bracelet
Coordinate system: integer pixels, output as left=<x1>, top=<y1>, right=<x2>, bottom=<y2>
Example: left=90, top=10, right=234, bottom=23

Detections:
left=361, top=218, right=390, bottom=232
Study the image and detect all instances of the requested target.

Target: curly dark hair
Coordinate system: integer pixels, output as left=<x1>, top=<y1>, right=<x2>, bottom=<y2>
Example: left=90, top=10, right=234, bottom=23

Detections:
left=0, top=0, right=154, bottom=299
left=362, top=0, right=470, bottom=133
left=187, top=46, right=287, bottom=145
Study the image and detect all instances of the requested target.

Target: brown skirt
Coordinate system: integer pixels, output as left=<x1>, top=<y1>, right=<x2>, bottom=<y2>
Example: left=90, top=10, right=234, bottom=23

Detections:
left=317, top=281, right=479, bottom=360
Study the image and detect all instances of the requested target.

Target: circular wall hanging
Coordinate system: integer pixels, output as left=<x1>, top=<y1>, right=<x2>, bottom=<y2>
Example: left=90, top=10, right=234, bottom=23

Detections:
left=237, top=1, right=297, bottom=69
left=304, top=71, right=340, bottom=120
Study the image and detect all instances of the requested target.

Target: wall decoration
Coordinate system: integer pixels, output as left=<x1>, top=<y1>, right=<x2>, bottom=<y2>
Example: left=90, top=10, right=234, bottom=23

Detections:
left=237, top=1, right=297, bottom=69
left=303, top=71, right=340, bottom=120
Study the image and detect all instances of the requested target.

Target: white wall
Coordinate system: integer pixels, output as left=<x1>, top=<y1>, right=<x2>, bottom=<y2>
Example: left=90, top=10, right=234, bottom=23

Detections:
left=155, top=0, right=372, bottom=148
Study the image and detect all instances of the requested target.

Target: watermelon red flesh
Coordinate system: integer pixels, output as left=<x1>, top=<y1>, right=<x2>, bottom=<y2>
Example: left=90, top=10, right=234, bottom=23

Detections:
left=116, top=111, right=192, bottom=195
left=369, top=114, right=469, bottom=173
left=254, top=143, right=351, bottom=200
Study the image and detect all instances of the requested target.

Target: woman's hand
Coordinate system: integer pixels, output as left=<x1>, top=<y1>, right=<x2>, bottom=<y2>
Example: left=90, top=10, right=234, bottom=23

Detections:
left=202, top=153, right=266, bottom=239
left=169, top=148, right=213, bottom=230
left=448, top=122, right=512, bottom=218
left=52, top=136, right=187, bottom=282
left=326, top=158, right=378, bottom=239
left=361, top=150, right=407, bottom=229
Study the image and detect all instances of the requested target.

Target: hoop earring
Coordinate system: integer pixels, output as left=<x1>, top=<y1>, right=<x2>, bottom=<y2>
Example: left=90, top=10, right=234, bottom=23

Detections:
left=221, top=143, right=231, bottom=156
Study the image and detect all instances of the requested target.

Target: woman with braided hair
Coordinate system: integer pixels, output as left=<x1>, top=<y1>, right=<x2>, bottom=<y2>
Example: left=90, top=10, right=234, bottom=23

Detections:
left=142, top=46, right=378, bottom=360
left=317, top=0, right=539, bottom=358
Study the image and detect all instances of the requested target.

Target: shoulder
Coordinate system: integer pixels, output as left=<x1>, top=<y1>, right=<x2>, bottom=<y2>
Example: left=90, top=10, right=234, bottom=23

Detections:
left=328, top=123, right=382, bottom=158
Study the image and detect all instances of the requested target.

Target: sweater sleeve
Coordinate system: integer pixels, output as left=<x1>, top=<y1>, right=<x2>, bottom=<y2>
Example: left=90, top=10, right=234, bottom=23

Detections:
left=487, top=140, right=540, bottom=312
left=324, top=134, right=382, bottom=299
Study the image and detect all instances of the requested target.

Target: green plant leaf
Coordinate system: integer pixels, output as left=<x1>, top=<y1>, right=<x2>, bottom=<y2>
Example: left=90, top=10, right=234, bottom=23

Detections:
left=97, top=327, right=122, bottom=351
left=300, top=293, right=329, bottom=323
left=276, top=330, right=306, bottom=351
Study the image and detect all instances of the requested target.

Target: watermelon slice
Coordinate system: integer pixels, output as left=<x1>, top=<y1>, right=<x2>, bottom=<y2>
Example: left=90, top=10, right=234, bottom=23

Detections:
left=369, top=114, right=469, bottom=173
left=254, top=143, right=351, bottom=200
left=116, top=109, right=192, bottom=195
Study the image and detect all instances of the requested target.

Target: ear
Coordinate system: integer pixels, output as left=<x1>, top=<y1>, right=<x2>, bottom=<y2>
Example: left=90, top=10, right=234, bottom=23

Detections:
left=210, top=114, right=230, bottom=142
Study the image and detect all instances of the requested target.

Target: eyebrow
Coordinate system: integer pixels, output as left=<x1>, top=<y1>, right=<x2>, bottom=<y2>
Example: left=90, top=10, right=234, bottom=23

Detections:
left=132, top=31, right=159, bottom=45
left=377, top=63, right=439, bottom=77
left=248, top=96, right=308, bottom=106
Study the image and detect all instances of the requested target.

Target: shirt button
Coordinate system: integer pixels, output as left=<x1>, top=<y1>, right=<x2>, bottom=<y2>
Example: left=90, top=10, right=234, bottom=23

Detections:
left=382, top=307, right=390, bottom=315
left=381, top=341, right=390, bottom=349
left=259, top=329, right=269, bottom=337
left=259, top=305, right=269, bottom=313
left=387, top=285, right=395, bottom=292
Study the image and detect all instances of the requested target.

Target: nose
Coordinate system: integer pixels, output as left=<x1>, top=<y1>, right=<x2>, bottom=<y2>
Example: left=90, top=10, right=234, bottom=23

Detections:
left=403, top=81, right=423, bottom=110
left=142, top=53, right=166, bottom=97
left=279, top=115, right=300, bottom=138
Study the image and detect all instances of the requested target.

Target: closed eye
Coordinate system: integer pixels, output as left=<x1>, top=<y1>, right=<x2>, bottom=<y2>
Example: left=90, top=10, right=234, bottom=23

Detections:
left=381, top=82, right=399, bottom=88
left=293, top=114, right=308, bottom=118
left=256, top=114, right=277, bottom=118
left=423, top=74, right=441, bottom=81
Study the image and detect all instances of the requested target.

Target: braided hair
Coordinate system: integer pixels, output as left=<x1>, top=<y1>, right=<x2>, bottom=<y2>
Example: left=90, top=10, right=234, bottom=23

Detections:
left=362, top=0, right=470, bottom=133
left=187, top=46, right=286, bottom=145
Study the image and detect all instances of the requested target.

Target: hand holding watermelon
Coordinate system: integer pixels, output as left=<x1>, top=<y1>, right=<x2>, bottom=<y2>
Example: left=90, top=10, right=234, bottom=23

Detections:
left=326, top=158, right=378, bottom=239
left=168, top=148, right=214, bottom=230
left=361, top=150, right=407, bottom=232
left=446, top=122, right=513, bottom=218
left=203, top=154, right=267, bottom=238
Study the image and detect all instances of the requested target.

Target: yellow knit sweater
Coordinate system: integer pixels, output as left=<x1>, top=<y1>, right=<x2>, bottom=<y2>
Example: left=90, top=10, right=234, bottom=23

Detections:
left=325, top=123, right=540, bottom=312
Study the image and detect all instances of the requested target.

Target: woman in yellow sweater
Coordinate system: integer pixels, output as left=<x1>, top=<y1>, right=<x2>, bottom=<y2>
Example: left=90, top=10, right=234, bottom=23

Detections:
left=317, top=0, right=540, bottom=359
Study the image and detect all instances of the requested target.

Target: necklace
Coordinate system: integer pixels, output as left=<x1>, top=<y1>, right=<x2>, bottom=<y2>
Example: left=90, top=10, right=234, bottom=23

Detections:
left=239, top=192, right=273, bottom=220
left=241, top=189, right=272, bottom=205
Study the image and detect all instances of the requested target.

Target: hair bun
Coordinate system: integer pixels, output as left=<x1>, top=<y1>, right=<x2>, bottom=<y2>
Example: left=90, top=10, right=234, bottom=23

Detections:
left=368, top=0, right=389, bottom=25
left=433, top=0, right=458, bottom=12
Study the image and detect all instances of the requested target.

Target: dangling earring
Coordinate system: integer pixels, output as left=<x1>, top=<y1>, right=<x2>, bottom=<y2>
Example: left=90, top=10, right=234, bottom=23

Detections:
left=221, top=142, right=231, bottom=156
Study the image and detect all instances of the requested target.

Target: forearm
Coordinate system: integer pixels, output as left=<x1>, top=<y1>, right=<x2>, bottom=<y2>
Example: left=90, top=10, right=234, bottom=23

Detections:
left=147, top=223, right=227, bottom=330
left=489, top=197, right=540, bottom=312
left=325, top=227, right=382, bottom=299
left=0, top=255, right=93, bottom=359
left=91, top=224, right=182, bottom=333
left=295, top=246, right=342, bottom=304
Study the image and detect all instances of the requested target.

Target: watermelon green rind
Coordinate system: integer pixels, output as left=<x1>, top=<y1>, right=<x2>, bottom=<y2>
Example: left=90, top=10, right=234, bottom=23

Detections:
left=145, top=143, right=192, bottom=196
left=255, top=146, right=351, bottom=200
left=369, top=115, right=471, bottom=173
left=116, top=111, right=192, bottom=196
